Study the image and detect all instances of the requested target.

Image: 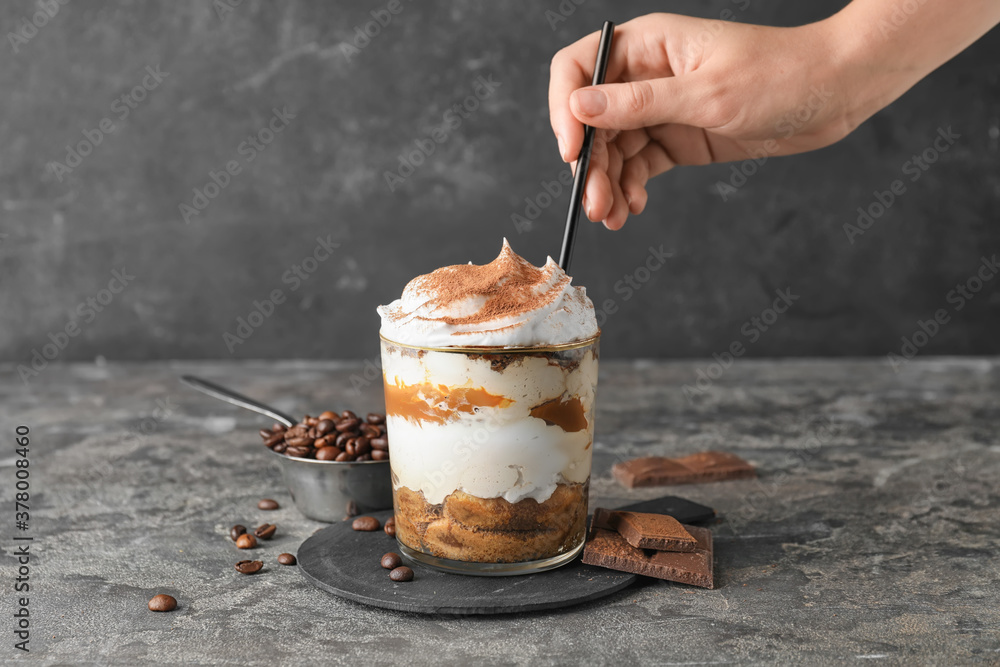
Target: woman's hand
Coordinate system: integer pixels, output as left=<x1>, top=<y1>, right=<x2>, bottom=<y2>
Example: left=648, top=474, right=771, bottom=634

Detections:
left=549, top=13, right=863, bottom=230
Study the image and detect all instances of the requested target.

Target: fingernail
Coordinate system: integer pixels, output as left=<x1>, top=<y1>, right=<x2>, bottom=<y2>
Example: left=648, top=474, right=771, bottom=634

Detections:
left=583, top=196, right=591, bottom=219
left=625, top=194, right=633, bottom=207
left=574, top=89, right=607, bottom=116
left=556, top=135, right=567, bottom=161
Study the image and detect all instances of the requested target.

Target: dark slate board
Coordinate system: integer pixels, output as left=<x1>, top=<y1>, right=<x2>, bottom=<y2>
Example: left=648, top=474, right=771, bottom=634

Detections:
left=297, top=496, right=715, bottom=615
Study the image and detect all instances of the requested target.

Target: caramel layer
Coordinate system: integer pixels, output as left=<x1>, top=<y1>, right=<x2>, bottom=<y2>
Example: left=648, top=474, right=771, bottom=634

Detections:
left=529, top=396, right=587, bottom=432
left=384, top=380, right=513, bottom=425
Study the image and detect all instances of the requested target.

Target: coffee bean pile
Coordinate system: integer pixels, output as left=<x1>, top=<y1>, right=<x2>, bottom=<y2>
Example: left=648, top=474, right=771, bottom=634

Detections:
left=260, top=411, right=389, bottom=462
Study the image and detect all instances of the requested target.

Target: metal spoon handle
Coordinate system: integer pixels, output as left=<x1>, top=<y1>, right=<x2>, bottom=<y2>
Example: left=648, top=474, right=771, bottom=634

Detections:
left=180, top=375, right=297, bottom=428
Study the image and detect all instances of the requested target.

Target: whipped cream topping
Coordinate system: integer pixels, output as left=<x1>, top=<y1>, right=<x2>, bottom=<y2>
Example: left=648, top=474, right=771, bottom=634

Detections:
left=378, top=240, right=598, bottom=347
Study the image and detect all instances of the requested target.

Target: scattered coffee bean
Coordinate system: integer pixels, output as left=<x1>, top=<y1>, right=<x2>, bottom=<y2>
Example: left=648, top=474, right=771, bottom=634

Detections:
left=352, top=516, right=380, bottom=531
left=235, top=560, right=263, bottom=575
left=230, top=524, right=247, bottom=541
left=381, top=552, right=402, bottom=569
left=277, top=553, right=297, bottom=566
left=389, top=566, right=414, bottom=582
left=258, top=499, right=280, bottom=511
left=254, top=523, right=276, bottom=540
left=236, top=533, right=257, bottom=549
left=384, top=517, right=396, bottom=537
left=148, top=594, right=177, bottom=612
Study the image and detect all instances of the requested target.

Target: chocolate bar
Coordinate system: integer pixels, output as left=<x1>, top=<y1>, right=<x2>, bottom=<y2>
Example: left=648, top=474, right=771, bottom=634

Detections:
left=582, top=524, right=714, bottom=588
left=592, top=508, right=698, bottom=552
left=613, top=451, right=756, bottom=488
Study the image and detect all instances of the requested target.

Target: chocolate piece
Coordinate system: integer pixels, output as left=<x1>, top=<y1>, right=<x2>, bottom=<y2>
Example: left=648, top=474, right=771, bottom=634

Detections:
left=592, top=508, right=698, bottom=552
left=582, top=524, right=714, bottom=588
left=613, top=451, right=755, bottom=488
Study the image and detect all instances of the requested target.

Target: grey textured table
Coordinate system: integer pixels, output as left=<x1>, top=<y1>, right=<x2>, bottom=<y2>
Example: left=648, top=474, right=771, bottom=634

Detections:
left=2, top=359, right=998, bottom=665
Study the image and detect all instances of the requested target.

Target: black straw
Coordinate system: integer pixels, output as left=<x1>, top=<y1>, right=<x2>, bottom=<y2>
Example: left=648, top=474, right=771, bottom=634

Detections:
left=558, top=20, right=615, bottom=274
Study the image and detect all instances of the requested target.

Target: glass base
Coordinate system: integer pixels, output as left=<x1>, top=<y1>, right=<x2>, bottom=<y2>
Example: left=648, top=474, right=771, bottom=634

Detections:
left=398, top=540, right=584, bottom=577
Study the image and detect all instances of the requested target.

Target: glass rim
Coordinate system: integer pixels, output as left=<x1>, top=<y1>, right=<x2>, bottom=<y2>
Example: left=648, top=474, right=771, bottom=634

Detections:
left=379, top=332, right=600, bottom=354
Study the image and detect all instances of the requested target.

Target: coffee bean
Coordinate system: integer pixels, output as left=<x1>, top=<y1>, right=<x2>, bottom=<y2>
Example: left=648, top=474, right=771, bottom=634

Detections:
left=341, top=410, right=358, bottom=420
left=235, top=560, right=263, bottom=575
left=285, top=446, right=311, bottom=458
left=344, top=439, right=356, bottom=457
left=316, top=419, right=335, bottom=436
left=345, top=500, right=359, bottom=518
left=286, top=436, right=312, bottom=448
left=230, top=524, right=247, bottom=541
left=272, top=423, right=287, bottom=432
left=366, top=413, right=385, bottom=425
left=353, top=437, right=371, bottom=456
left=254, top=523, right=276, bottom=540
left=381, top=552, right=402, bottom=569
left=389, top=566, right=413, bottom=582
left=319, top=410, right=337, bottom=421
left=277, top=553, right=297, bottom=566
left=258, top=498, right=280, bottom=511
left=315, top=446, right=340, bottom=461
left=236, top=534, right=257, bottom=549
left=336, top=418, right=360, bottom=433
left=370, top=437, right=389, bottom=451
left=360, top=423, right=379, bottom=438
left=371, top=449, right=389, bottom=461
left=334, top=432, right=351, bottom=448
left=259, top=428, right=273, bottom=440
left=272, top=442, right=287, bottom=454
left=264, top=433, right=284, bottom=448
left=334, top=451, right=351, bottom=462
left=356, top=453, right=372, bottom=462
left=384, top=517, right=396, bottom=537
left=305, top=416, right=319, bottom=427
left=148, top=594, right=177, bottom=612
left=352, top=516, right=380, bottom=531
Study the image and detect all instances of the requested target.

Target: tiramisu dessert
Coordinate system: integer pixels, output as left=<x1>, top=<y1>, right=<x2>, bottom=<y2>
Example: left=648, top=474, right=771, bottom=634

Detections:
left=377, top=240, right=599, bottom=574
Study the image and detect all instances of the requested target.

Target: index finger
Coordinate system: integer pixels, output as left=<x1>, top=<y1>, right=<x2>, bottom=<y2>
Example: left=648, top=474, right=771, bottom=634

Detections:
left=549, top=29, right=604, bottom=162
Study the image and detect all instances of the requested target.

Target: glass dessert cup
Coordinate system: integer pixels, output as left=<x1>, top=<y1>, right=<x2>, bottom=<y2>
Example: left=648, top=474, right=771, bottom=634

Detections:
left=380, top=333, right=599, bottom=576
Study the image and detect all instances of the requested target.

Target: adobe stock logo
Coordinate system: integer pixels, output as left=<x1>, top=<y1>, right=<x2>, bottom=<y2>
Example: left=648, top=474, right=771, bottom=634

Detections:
left=383, top=75, right=502, bottom=192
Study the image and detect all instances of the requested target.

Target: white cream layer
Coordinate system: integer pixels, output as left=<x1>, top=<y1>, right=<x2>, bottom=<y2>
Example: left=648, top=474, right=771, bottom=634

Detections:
left=381, top=345, right=598, bottom=505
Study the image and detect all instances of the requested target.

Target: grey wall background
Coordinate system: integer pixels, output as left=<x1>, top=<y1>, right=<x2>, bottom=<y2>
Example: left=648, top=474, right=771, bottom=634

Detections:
left=3, top=0, right=999, bottom=363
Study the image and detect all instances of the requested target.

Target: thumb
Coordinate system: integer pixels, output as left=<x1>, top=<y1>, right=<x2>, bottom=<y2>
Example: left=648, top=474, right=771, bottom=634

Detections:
left=570, top=77, right=710, bottom=130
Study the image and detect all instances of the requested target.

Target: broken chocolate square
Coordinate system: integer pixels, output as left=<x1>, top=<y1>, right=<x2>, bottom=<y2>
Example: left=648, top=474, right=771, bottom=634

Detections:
left=592, top=508, right=698, bottom=552
left=613, top=451, right=756, bottom=488
left=582, top=523, right=714, bottom=588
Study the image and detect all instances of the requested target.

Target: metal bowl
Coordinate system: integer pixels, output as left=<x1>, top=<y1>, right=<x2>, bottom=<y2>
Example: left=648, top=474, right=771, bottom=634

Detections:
left=269, top=449, right=393, bottom=522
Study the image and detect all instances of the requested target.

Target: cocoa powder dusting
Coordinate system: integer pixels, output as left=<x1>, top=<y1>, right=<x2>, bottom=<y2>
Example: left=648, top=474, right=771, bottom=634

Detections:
left=412, top=244, right=568, bottom=327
